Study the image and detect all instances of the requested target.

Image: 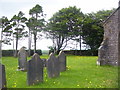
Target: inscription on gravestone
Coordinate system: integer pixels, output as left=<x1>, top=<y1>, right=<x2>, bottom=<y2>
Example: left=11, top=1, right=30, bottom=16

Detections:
left=57, top=51, right=66, bottom=72
left=18, top=47, right=27, bottom=71
left=46, top=53, right=60, bottom=78
left=0, top=63, right=6, bottom=89
left=27, top=53, right=44, bottom=86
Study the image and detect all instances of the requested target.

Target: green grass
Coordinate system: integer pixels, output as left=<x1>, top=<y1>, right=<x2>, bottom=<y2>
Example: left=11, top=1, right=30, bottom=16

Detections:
left=1, top=55, right=118, bottom=88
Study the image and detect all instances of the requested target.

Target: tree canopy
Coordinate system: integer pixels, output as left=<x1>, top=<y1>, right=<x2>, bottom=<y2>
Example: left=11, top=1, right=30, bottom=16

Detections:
left=0, top=16, right=13, bottom=45
left=0, top=3, right=115, bottom=55
left=10, top=11, right=27, bottom=57
left=46, top=6, right=84, bottom=53
left=81, top=9, right=114, bottom=51
left=29, top=4, right=46, bottom=53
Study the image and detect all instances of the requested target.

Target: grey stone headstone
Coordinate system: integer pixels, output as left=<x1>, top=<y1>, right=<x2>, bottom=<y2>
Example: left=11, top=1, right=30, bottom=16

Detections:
left=46, top=53, right=60, bottom=78
left=18, top=47, right=27, bottom=71
left=57, top=51, right=66, bottom=72
left=0, top=63, right=7, bottom=89
left=27, top=53, right=44, bottom=86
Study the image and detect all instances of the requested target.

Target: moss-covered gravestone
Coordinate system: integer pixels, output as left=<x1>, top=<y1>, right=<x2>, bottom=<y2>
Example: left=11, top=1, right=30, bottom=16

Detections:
left=27, top=53, right=44, bottom=86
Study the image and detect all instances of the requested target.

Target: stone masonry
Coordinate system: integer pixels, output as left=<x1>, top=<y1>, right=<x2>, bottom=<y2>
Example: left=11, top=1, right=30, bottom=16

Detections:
left=97, top=1, right=120, bottom=66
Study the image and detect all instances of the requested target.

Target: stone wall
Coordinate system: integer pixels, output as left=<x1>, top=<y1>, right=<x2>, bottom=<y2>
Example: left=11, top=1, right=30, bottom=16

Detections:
left=97, top=5, right=120, bottom=66
left=0, top=41, right=1, bottom=58
left=118, top=1, right=120, bottom=66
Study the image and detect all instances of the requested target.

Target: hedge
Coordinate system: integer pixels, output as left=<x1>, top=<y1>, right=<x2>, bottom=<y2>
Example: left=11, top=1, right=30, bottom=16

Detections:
left=48, top=50, right=98, bottom=56
left=63, top=50, right=98, bottom=56
left=2, top=50, right=42, bottom=56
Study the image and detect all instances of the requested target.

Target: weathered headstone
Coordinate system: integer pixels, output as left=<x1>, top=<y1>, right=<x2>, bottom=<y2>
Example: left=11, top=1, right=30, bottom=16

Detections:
left=0, top=63, right=7, bottom=89
left=46, top=53, right=60, bottom=78
left=17, top=47, right=27, bottom=71
left=27, top=53, right=44, bottom=86
left=57, top=51, right=66, bottom=72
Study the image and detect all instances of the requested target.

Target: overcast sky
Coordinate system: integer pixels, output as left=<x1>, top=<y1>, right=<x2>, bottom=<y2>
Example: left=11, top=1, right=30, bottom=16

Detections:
left=0, top=0, right=119, bottom=19
left=0, top=0, right=119, bottom=50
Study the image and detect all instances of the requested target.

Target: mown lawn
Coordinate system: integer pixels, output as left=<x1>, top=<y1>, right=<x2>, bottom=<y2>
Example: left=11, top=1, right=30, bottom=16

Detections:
left=1, top=55, right=118, bottom=88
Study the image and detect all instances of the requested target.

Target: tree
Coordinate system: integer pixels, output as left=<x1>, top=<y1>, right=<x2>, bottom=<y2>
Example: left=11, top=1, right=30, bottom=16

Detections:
left=0, top=16, right=12, bottom=45
left=81, top=9, right=114, bottom=53
left=10, top=11, right=27, bottom=57
left=46, top=6, right=84, bottom=54
left=0, top=16, right=12, bottom=58
left=25, top=18, right=33, bottom=56
left=29, top=4, right=45, bottom=53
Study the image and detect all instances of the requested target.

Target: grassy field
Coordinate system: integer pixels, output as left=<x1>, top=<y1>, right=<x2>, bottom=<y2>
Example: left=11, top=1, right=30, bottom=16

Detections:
left=1, top=55, right=118, bottom=88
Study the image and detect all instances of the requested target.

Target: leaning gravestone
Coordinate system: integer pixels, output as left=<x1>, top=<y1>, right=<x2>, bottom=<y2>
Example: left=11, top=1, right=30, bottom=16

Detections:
left=46, top=53, right=60, bottom=78
left=57, top=51, right=66, bottom=72
left=0, top=63, right=7, bottom=89
left=27, top=53, right=44, bottom=86
left=17, top=47, right=27, bottom=71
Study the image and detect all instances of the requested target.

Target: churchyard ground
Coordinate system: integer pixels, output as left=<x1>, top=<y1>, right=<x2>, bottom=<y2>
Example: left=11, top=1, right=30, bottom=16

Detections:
left=2, top=55, right=118, bottom=88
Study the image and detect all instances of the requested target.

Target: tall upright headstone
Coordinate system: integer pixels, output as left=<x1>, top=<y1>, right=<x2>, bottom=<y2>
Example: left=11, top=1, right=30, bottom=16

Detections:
left=46, top=53, right=60, bottom=78
left=57, top=51, right=66, bottom=72
left=0, top=63, right=7, bottom=89
left=18, top=47, right=27, bottom=71
left=27, top=53, right=44, bottom=86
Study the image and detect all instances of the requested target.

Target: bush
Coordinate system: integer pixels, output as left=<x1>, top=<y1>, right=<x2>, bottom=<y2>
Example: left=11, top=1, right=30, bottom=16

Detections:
left=2, top=50, right=14, bottom=56
left=30, top=50, right=42, bottom=56
left=63, top=50, right=98, bottom=56
left=2, top=49, right=42, bottom=56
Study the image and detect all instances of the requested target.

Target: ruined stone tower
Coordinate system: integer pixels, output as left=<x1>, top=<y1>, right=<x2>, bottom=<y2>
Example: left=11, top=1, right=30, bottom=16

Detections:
left=97, top=1, right=120, bottom=66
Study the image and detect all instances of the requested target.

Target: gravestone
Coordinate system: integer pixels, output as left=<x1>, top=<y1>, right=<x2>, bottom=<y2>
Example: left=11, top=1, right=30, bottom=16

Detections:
left=46, top=53, right=60, bottom=78
left=27, top=53, right=44, bottom=86
left=18, top=47, right=27, bottom=71
left=57, top=51, right=66, bottom=72
left=0, top=63, right=7, bottom=89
